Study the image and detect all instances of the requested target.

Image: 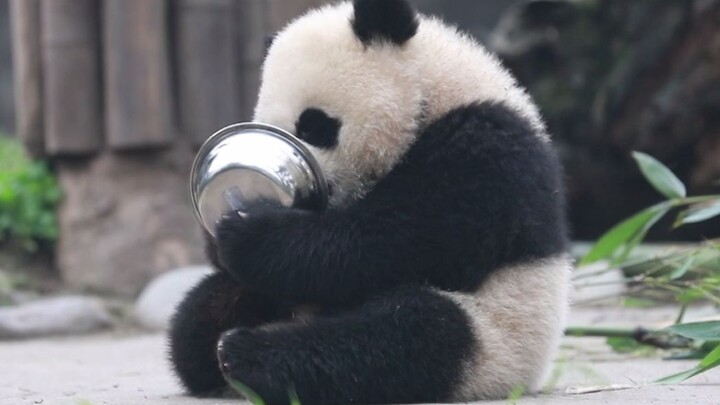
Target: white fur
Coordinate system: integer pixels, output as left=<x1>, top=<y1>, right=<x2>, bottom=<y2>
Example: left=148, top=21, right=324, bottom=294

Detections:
left=254, top=2, right=546, bottom=207
left=410, top=16, right=546, bottom=136
left=254, top=3, right=570, bottom=400
left=441, top=255, right=572, bottom=400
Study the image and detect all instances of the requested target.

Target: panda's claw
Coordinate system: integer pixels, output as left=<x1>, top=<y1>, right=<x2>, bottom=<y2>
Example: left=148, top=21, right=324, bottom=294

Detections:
left=216, top=327, right=293, bottom=405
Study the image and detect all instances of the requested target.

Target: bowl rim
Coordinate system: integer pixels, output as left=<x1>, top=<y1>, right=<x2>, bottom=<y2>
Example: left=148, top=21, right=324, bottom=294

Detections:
left=190, top=122, right=329, bottom=236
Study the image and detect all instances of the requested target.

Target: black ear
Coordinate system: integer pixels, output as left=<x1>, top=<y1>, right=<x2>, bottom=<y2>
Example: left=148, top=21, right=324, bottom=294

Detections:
left=352, top=0, right=419, bottom=46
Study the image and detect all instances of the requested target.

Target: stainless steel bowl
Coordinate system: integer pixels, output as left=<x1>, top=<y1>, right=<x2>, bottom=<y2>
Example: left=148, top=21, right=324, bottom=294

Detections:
left=190, top=122, right=328, bottom=237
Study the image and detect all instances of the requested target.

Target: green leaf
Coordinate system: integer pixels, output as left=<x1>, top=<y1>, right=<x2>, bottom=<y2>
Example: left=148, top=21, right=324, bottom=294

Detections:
left=656, top=344, right=720, bottom=384
left=632, top=152, right=686, bottom=199
left=289, top=387, right=302, bottom=405
left=669, top=256, right=695, bottom=280
left=607, top=337, right=641, bottom=353
left=615, top=221, right=655, bottom=264
left=227, top=379, right=266, bottom=405
left=0, top=134, right=60, bottom=252
left=655, top=366, right=704, bottom=385
left=677, top=287, right=707, bottom=305
left=507, top=385, right=525, bottom=403
left=677, top=200, right=720, bottom=226
left=580, top=202, right=671, bottom=265
left=665, top=344, right=718, bottom=360
left=665, top=321, right=720, bottom=341
left=700, top=343, right=720, bottom=367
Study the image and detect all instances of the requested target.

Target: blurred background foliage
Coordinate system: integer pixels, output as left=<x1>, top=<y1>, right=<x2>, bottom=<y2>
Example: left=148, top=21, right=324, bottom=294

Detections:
left=0, top=134, right=60, bottom=253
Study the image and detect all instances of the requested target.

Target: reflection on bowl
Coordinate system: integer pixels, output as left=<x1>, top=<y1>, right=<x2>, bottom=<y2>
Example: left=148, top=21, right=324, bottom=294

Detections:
left=190, top=122, right=328, bottom=237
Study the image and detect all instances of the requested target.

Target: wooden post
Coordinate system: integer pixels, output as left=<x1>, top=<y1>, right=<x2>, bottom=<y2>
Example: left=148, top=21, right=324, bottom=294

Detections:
left=176, top=0, right=241, bottom=146
left=9, top=0, right=44, bottom=157
left=41, top=0, right=103, bottom=155
left=104, top=0, right=172, bottom=150
left=234, top=0, right=327, bottom=121
left=264, top=0, right=327, bottom=31
left=235, top=0, right=265, bottom=121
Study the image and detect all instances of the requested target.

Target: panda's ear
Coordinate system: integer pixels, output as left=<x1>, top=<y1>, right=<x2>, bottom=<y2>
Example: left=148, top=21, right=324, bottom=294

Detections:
left=352, top=0, right=419, bottom=46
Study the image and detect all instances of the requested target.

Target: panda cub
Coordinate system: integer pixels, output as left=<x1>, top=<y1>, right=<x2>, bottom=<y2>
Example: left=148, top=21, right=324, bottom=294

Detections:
left=169, top=0, right=572, bottom=404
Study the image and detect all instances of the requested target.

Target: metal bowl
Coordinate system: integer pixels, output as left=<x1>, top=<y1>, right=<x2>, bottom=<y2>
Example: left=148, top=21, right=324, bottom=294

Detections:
left=190, top=122, right=328, bottom=237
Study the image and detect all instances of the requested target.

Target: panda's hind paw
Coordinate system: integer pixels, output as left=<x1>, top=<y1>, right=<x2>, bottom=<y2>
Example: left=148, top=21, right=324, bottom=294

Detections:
left=217, top=327, right=292, bottom=405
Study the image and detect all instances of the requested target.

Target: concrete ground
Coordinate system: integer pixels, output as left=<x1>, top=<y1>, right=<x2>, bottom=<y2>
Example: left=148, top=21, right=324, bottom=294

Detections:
left=1, top=306, right=719, bottom=405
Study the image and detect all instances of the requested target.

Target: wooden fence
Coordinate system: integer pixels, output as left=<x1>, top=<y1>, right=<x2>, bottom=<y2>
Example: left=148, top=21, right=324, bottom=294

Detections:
left=9, top=0, right=326, bottom=295
left=11, top=0, right=326, bottom=158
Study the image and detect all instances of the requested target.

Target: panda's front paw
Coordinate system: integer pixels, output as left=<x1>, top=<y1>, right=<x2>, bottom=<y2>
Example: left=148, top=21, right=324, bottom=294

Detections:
left=214, top=204, right=308, bottom=286
left=215, top=212, right=264, bottom=283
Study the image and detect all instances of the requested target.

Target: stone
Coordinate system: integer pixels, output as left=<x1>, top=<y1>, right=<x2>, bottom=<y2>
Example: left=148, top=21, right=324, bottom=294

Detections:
left=134, top=266, right=213, bottom=331
left=56, top=143, right=206, bottom=296
left=0, top=295, right=114, bottom=340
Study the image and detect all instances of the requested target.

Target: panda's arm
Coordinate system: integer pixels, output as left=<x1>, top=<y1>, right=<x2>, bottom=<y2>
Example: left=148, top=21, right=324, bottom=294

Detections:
left=215, top=201, right=433, bottom=306
left=216, top=103, right=568, bottom=305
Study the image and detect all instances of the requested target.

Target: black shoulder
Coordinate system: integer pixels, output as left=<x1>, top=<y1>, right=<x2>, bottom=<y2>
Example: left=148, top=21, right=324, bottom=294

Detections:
left=361, top=101, right=569, bottom=289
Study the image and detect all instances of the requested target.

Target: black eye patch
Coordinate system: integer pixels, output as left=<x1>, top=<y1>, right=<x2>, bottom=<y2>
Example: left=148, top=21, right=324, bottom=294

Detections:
left=295, top=108, right=342, bottom=149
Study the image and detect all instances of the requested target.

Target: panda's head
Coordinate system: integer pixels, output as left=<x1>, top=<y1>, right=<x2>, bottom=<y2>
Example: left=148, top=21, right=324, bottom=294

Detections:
left=254, top=0, right=424, bottom=207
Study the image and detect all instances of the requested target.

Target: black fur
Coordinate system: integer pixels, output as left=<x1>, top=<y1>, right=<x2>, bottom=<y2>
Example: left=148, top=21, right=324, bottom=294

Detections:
left=169, top=272, right=292, bottom=395
left=295, top=108, right=342, bottom=149
left=215, top=102, right=568, bottom=306
left=170, top=102, right=569, bottom=403
left=217, top=286, right=475, bottom=405
left=352, top=0, right=419, bottom=45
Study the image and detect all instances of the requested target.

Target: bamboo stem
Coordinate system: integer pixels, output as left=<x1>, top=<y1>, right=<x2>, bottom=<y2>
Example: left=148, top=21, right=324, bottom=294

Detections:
left=565, top=326, right=640, bottom=338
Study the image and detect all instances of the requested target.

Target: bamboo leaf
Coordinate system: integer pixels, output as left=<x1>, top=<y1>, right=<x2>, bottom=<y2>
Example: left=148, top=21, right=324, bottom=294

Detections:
left=655, top=366, right=704, bottom=385
left=665, top=321, right=720, bottom=341
left=580, top=202, right=671, bottom=265
left=658, top=345, right=720, bottom=384
left=669, top=256, right=695, bottom=281
left=614, top=217, right=659, bottom=265
left=665, top=345, right=717, bottom=361
left=227, top=379, right=266, bottom=405
left=677, top=200, right=720, bottom=226
left=656, top=344, right=720, bottom=384
left=289, top=387, right=302, bottom=405
left=632, top=152, right=686, bottom=199
left=606, top=337, right=643, bottom=353
left=699, top=343, right=720, bottom=368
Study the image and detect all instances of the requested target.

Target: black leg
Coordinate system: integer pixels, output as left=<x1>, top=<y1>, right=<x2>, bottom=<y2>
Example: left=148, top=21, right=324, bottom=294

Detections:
left=217, top=286, right=476, bottom=405
left=168, top=271, right=290, bottom=396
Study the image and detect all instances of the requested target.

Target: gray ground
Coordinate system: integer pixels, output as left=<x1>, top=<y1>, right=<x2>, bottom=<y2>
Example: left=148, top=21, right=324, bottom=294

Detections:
left=1, top=306, right=718, bottom=405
